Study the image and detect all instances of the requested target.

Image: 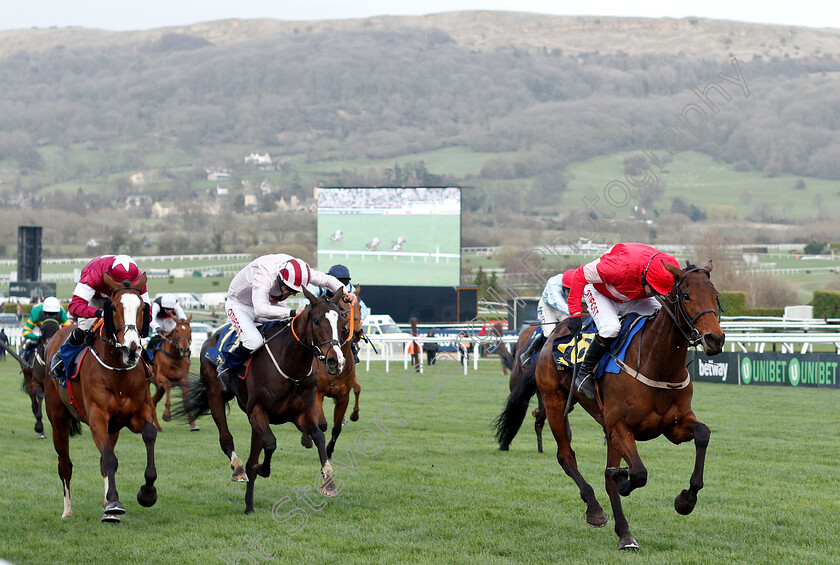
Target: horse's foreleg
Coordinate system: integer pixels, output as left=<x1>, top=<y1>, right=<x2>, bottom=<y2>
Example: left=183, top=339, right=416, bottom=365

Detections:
left=604, top=441, right=638, bottom=550
left=540, top=386, right=607, bottom=528
left=350, top=381, right=361, bottom=422
left=136, top=415, right=158, bottom=508
left=327, top=394, right=350, bottom=460
left=89, top=412, right=124, bottom=521
left=666, top=414, right=710, bottom=516
left=162, top=379, right=174, bottom=421
left=30, top=388, right=45, bottom=436
left=244, top=406, right=273, bottom=514
left=309, top=426, right=336, bottom=497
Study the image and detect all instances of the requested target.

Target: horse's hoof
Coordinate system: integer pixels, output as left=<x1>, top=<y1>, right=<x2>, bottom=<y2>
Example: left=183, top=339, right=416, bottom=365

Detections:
left=618, top=536, right=639, bottom=550
left=320, top=485, right=337, bottom=497
left=189, top=424, right=201, bottom=432
left=37, top=433, right=47, bottom=439
left=674, top=489, right=697, bottom=515
left=350, top=412, right=359, bottom=422
left=586, top=509, right=609, bottom=528
left=104, top=501, right=126, bottom=515
left=162, top=413, right=172, bottom=422
left=301, top=435, right=313, bottom=449
left=137, top=485, right=157, bottom=507
left=342, top=417, right=348, bottom=427
left=61, top=511, right=73, bottom=519
left=256, top=464, right=270, bottom=478
left=232, top=472, right=248, bottom=482
left=156, top=425, right=164, bottom=432
left=101, top=513, right=121, bottom=523
left=498, top=444, right=509, bottom=451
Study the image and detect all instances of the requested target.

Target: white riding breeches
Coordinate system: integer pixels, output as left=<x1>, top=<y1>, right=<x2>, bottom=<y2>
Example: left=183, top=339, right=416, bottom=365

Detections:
left=537, top=298, right=569, bottom=336
left=225, top=299, right=266, bottom=351
left=583, top=284, right=660, bottom=339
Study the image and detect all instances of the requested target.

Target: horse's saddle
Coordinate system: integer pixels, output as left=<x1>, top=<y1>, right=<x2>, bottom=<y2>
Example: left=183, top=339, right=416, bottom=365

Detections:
left=52, top=343, right=88, bottom=387
left=203, top=320, right=290, bottom=378
left=552, top=314, right=651, bottom=378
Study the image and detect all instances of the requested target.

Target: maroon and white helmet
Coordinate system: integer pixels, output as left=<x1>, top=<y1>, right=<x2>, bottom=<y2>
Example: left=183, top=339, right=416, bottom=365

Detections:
left=278, top=258, right=311, bottom=292
left=108, top=255, right=141, bottom=283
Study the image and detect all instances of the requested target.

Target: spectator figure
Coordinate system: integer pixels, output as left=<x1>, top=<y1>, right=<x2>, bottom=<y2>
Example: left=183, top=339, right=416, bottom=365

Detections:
left=0, top=328, right=7, bottom=361
left=423, top=330, right=438, bottom=366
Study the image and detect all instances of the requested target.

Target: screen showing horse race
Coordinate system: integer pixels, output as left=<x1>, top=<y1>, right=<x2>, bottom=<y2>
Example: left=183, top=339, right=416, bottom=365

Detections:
left=317, top=187, right=461, bottom=287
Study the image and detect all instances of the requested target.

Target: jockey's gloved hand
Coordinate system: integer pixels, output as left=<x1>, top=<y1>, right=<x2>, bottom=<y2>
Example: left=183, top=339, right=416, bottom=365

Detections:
left=567, top=316, right=582, bottom=336
left=94, top=308, right=103, bottom=318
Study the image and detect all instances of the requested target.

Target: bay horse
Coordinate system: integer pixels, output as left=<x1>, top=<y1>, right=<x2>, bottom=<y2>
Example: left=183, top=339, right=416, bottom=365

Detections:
left=19, top=318, right=62, bottom=438
left=188, top=287, right=349, bottom=514
left=495, top=323, right=546, bottom=453
left=149, top=315, right=200, bottom=431
left=495, top=261, right=724, bottom=550
left=301, top=286, right=363, bottom=458
left=43, top=273, right=158, bottom=522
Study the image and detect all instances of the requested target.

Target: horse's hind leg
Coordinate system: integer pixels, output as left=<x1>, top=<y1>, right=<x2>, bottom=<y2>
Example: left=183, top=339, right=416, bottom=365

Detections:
left=203, top=366, right=245, bottom=481
left=540, top=384, right=607, bottom=528
left=46, top=388, right=74, bottom=518
left=179, top=379, right=200, bottom=431
left=666, top=414, right=710, bottom=516
left=350, top=381, right=361, bottom=422
left=30, top=389, right=45, bottom=437
left=534, top=392, right=545, bottom=453
left=326, top=394, right=350, bottom=459
left=162, top=379, right=173, bottom=422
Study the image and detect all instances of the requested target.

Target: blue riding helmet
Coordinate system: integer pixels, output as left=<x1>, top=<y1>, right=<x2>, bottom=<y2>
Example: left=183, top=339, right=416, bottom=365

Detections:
left=327, top=264, right=351, bottom=280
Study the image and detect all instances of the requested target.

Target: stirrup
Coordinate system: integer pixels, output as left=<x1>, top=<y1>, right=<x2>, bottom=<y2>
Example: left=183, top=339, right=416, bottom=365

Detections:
left=217, top=365, right=231, bottom=393
left=49, top=356, right=64, bottom=379
left=575, top=373, right=597, bottom=400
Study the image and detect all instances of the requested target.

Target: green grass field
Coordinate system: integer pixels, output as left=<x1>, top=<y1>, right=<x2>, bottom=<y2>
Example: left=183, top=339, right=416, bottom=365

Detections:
left=317, top=214, right=460, bottom=286
left=2, top=360, right=840, bottom=564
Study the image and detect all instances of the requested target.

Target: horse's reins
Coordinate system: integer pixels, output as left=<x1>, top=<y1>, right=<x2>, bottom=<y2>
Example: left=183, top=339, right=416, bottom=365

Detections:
left=157, top=331, right=191, bottom=359
left=91, top=286, right=145, bottom=371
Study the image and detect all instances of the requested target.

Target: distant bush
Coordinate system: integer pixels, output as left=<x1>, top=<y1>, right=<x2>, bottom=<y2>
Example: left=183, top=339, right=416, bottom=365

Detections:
left=794, top=179, right=806, bottom=190
left=812, top=290, right=840, bottom=318
left=719, top=291, right=747, bottom=315
left=804, top=241, right=827, bottom=255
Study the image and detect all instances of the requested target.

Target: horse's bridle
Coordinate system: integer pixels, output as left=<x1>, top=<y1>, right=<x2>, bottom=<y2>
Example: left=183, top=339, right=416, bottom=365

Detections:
left=158, top=330, right=192, bottom=359
left=653, top=267, right=720, bottom=347
left=98, top=286, right=143, bottom=354
left=289, top=301, right=347, bottom=364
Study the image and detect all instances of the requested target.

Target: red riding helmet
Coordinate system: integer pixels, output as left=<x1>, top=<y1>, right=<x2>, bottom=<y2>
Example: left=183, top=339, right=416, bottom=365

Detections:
left=643, top=254, right=680, bottom=296
left=108, top=254, right=141, bottom=283
left=278, top=258, right=311, bottom=292
left=561, top=269, right=575, bottom=290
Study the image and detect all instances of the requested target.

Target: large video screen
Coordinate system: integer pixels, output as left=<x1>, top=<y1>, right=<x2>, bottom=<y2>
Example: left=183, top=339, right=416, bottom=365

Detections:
left=317, top=187, right=461, bottom=287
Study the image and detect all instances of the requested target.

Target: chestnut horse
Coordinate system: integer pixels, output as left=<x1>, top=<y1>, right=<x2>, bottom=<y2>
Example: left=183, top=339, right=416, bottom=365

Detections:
left=188, top=288, right=349, bottom=513
left=150, top=315, right=200, bottom=431
left=19, top=318, right=62, bottom=438
left=44, top=274, right=158, bottom=522
left=496, top=323, right=546, bottom=453
left=301, top=286, right=363, bottom=458
left=495, top=261, right=724, bottom=550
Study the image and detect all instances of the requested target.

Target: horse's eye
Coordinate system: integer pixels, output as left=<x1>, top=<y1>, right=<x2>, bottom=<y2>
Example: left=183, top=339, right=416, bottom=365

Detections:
left=313, top=319, right=320, bottom=326
left=683, top=293, right=691, bottom=301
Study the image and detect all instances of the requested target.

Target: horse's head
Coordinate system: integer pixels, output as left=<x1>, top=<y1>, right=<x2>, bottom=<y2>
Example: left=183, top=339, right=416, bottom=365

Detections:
left=341, top=285, right=363, bottom=345
left=103, top=272, right=148, bottom=365
left=39, top=318, right=62, bottom=343
left=663, top=261, right=725, bottom=356
left=168, top=315, right=193, bottom=358
left=301, top=286, right=346, bottom=375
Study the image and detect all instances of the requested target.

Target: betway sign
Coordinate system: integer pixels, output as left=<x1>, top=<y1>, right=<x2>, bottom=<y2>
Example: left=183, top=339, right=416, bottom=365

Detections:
left=697, top=358, right=729, bottom=380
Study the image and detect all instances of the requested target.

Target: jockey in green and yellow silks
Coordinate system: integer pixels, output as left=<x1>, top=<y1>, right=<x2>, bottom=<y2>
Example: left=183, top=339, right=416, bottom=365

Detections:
left=21, top=297, right=70, bottom=363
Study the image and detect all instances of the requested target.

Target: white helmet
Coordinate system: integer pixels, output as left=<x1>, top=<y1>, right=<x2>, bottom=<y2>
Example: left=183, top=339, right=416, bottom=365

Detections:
left=160, top=294, right=178, bottom=309
left=43, top=296, right=61, bottom=313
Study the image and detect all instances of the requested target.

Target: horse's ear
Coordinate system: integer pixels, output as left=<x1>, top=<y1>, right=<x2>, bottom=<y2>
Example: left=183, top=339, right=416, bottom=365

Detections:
left=662, top=261, right=684, bottom=279
left=332, top=288, right=345, bottom=305
left=703, top=260, right=714, bottom=273
left=354, top=284, right=361, bottom=297
left=302, top=285, right=317, bottom=303
left=135, top=272, right=147, bottom=290
left=103, top=272, right=120, bottom=292
left=186, top=314, right=193, bottom=323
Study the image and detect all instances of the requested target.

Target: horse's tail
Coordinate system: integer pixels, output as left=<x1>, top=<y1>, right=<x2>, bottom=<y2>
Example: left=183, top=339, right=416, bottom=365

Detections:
left=498, top=343, right=514, bottom=374
left=172, top=369, right=211, bottom=420
left=493, top=360, right=538, bottom=451
left=69, top=416, right=83, bottom=437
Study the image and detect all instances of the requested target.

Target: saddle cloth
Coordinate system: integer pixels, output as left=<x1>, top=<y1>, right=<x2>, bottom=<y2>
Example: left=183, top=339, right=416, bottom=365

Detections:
left=203, top=320, right=289, bottom=379
left=552, top=314, right=650, bottom=378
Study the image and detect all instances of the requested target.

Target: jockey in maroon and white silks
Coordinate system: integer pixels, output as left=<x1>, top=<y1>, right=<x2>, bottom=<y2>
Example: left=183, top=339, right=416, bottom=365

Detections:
left=69, top=254, right=151, bottom=331
left=567, top=243, right=679, bottom=339
left=225, top=254, right=353, bottom=352
left=566, top=243, right=681, bottom=400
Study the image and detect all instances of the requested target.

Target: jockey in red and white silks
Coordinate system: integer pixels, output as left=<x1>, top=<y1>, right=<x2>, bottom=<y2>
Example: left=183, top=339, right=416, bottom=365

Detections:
left=225, top=254, right=354, bottom=352
left=567, top=243, right=679, bottom=339
left=69, top=254, right=151, bottom=331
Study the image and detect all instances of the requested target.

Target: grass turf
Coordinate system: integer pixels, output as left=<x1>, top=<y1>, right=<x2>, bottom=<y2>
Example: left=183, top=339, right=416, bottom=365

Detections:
left=0, top=359, right=838, bottom=564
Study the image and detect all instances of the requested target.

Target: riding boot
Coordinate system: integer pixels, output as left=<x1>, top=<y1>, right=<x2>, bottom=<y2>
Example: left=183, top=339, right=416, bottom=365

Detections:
left=519, top=332, right=546, bottom=367
left=68, top=327, right=87, bottom=346
left=217, top=343, right=252, bottom=393
left=574, top=335, right=615, bottom=400
left=49, top=353, right=64, bottom=380
left=351, top=344, right=360, bottom=364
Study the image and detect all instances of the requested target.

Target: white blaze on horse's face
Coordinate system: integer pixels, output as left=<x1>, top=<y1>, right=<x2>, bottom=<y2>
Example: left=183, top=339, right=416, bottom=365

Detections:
left=119, top=293, right=142, bottom=350
left=324, top=310, right=345, bottom=371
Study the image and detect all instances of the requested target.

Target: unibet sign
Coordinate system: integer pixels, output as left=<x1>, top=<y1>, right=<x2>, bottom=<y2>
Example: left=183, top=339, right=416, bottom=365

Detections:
left=740, top=355, right=838, bottom=387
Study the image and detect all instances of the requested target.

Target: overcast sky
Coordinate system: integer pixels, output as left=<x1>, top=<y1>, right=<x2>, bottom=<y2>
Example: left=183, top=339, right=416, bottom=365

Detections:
left=1, top=0, right=838, bottom=32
